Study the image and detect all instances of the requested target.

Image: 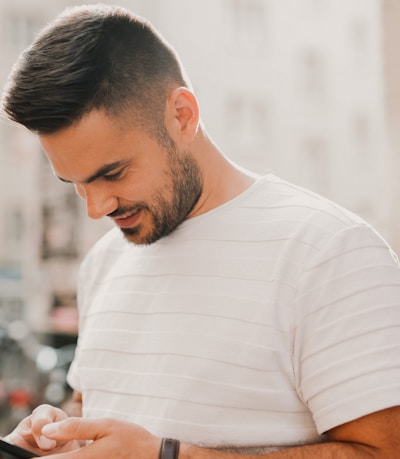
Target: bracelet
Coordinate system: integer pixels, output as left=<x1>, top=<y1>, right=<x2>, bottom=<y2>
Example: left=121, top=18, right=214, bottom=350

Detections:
left=159, top=438, right=180, bottom=459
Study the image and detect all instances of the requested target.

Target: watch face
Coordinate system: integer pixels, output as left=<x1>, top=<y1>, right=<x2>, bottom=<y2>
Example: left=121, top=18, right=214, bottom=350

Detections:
left=0, top=439, right=39, bottom=459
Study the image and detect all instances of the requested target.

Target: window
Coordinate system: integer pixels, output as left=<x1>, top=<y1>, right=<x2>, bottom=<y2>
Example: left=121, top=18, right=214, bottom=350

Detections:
left=352, top=113, right=371, bottom=156
left=297, top=48, right=329, bottom=115
left=5, top=208, right=24, bottom=245
left=226, top=93, right=269, bottom=147
left=39, top=156, right=80, bottom=260
left=305, top=0, right=328, bottom=13
left=299, top=50, right=327, bottom=103
left=230, top=0, right=267, bottom=51
left=351, top=18, right=370, bottom=62
left=299, top=138, right=330, bottom=196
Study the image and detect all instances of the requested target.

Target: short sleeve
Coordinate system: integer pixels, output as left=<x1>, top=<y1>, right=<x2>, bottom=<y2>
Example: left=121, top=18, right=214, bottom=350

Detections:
left=66, top=228, right=128, bottom=391
left=294, top=223, right=400, bottom=434
left=65, top=255, right=89, bottom=392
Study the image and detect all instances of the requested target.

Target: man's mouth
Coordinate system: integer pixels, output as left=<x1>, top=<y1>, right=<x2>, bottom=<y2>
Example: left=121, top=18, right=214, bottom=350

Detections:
left=111, top=209, right=143, bottom=228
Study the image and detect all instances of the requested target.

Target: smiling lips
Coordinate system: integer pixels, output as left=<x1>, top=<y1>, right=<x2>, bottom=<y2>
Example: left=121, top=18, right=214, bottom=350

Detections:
left=112, top=209, right=143, bottom=228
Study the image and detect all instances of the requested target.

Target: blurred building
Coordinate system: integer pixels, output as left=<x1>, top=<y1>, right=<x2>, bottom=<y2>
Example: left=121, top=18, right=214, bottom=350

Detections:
left=0, top=0, right=397, bottom=334
left=382, top=0, right=400, bottom=256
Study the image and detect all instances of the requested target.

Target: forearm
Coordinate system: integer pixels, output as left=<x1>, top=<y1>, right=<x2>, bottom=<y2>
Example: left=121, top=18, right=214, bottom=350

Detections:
left=180, top=441, right=379, bottom=459
left=179, top=407, right=400, bottom=459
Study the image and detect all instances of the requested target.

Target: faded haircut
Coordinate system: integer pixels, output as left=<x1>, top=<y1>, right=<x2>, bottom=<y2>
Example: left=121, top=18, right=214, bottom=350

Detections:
left=1, top=4, right=189, bottom=137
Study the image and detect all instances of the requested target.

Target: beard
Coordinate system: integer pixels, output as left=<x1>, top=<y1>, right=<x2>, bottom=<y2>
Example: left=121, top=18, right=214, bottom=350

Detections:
left=110, top=143, right=203, bottom=245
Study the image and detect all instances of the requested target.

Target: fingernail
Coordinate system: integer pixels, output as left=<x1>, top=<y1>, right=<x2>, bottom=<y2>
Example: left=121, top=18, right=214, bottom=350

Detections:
left=42, top=423, right=59, bottom=436
left=39, top=435, right=57, bottom=449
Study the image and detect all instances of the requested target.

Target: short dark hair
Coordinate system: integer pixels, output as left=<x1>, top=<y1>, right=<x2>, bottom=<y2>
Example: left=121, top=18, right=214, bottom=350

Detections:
left=1, top=4, right=189, bottom=135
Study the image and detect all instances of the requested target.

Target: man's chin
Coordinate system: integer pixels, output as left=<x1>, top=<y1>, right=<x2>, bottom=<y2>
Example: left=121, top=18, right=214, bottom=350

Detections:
left=117, top=214, right=183, bottom=245
left=119, top=225, right=157, bottom=245
left=120, top=226, right=144, bottom=244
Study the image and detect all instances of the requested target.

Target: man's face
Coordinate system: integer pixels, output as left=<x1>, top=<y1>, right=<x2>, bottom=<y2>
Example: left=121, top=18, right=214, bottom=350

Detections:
left=39, top=110, right=203, bottom=245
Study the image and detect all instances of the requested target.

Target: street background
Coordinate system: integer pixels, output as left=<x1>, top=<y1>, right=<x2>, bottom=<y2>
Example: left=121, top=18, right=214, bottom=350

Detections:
left=0, top=0, right=399, bottom=434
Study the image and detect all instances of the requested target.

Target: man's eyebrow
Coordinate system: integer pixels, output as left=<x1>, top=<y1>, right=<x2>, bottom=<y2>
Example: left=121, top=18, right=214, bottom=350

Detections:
left=56, top=160, right=130, bottom=184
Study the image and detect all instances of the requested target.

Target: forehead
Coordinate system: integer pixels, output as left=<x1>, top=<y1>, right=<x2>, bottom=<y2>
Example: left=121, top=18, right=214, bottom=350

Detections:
left=38, top=110, right=142, bottom=181
left=40, top=110, right=125, bottom=155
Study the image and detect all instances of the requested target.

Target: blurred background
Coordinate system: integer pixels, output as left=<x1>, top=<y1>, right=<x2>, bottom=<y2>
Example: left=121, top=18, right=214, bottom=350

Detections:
left=0, top=0, right=399, bottom=435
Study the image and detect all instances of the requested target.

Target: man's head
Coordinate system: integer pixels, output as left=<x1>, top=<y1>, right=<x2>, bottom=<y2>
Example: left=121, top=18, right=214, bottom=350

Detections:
left=2, top=5, right=204, bottom=245
left=2, top=4, right=189, bottom=138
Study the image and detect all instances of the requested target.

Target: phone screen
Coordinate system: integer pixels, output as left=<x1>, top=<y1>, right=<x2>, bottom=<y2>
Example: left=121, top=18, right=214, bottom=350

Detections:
left=0, top=439, right=39, bottom=459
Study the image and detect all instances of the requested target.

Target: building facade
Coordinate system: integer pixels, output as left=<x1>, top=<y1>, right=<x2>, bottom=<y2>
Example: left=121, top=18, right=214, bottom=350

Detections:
left=382, top=0, right=400, bottom=255
left=0, top=0, right=396, bottom=333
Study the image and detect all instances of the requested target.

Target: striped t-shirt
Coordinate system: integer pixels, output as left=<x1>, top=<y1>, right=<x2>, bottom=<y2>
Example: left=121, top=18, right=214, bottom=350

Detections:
left=68, top=174, right=400, bottom=450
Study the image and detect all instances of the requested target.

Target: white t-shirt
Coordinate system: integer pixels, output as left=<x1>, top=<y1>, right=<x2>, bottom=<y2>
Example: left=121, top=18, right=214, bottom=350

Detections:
left=68, top=174, right=400, bottom=451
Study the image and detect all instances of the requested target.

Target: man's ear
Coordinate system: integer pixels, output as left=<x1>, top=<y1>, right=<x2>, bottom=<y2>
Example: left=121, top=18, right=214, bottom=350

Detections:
left=165, top=87, right=200, bottom=143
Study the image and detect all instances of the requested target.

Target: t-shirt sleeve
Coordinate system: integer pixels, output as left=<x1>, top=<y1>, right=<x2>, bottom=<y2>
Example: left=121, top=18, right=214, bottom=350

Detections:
left=294, top=223, right=400, bottom=434
left=66, top=229, right=122, bottom=392
left=66, top=259, right=88, bottom=392
left=66, top=242, right=98, bottom=392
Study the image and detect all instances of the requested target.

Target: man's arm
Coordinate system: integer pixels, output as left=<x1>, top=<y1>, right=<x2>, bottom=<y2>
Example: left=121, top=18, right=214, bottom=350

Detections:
left=39, top=405, right=400, bottom=459
left=181, top=406, right=400, bottom=459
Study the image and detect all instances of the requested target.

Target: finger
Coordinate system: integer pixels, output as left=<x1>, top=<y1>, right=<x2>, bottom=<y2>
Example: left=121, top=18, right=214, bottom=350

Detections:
left=31, top=404, right=68, bottom=426
left=42, top=417, right=111, bottom=442
left=30, top=405, right=69, bottom=450
left=37, top=442, right=94, bottom=459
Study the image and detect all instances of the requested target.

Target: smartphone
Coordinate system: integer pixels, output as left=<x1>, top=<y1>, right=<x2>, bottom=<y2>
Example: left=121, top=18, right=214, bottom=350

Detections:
left=0, top=439, right=39, bottom=459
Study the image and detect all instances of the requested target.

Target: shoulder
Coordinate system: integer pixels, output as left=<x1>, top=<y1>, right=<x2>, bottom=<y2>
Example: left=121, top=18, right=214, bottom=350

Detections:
left=78, top=227, right=129, bottom=291
left=254, top=174, right=365, bottom=226
left=235, top=174, right=376, bottom=249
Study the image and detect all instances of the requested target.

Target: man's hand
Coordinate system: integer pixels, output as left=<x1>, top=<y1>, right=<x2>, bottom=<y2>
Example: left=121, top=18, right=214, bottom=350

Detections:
left=39, top=417, right=161, bottom=459
left=4, top=404, right=80, bottom=456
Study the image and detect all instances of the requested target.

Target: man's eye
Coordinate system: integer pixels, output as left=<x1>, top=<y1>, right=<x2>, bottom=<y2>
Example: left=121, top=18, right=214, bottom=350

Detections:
left=104, top=170, right=123, bottom=181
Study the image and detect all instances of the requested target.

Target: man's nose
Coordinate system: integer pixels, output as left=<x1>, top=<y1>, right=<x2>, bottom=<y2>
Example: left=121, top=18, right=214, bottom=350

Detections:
left=75, top=183, right=118, bottom=219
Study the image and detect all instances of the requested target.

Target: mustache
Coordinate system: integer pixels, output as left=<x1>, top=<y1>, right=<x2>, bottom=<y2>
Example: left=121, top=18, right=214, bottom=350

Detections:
left=107, top=204, right=147, bottom=218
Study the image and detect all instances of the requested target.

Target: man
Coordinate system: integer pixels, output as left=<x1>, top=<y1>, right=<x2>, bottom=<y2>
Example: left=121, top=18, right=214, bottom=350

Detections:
left=1, top=4, right=400, bottom=459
